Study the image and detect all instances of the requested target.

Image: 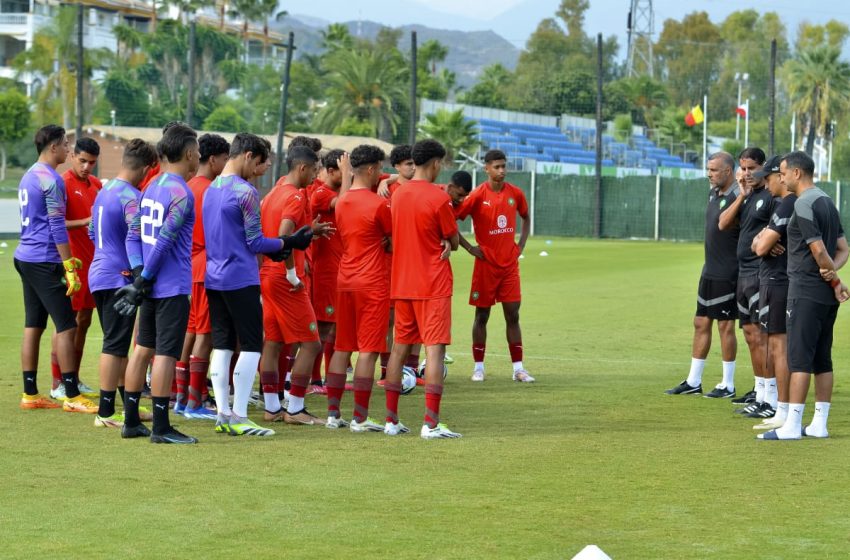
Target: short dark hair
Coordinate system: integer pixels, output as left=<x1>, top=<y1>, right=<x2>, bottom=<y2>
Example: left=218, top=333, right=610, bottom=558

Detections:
left=286, top=145, right=318, bottom=169
left=75, top=137, right=100, bottom=157
left=708, top=151, right=735, bottom=170
left=229, top=132, right=268, bottom=162
left=157, top=123, right=197, bottom=163
left=198, top=134, right=230, bottom=163
left=782, top=150, right=815, bottom=178
left=390, top=144, right=412, bottom=166
left=738, top=147, right=766, bottom=165
left=322, top=149, right=346, bottom=170
left=122, top=138, right=158, bottom=171
left=411, top=139, right=446, bottom=166
left=484, top=149, right=508, bottom=164
left=290, top=135, right=322, bottom=154
left=162, top=121, right=188, bottom=134
left=350, top=145, right=386, bottom=168
left=450, top=171, right=473, bottom=192
left=34, top=125, right=65, bottom=155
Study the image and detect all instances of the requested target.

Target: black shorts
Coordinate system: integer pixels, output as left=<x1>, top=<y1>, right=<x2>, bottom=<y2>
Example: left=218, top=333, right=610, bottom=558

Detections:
left=736, top=275, right=760, bottom=327
left=14, top=258, right=76, bottom=333
left=93, top=288, right=136, bottom=357
left=696, top=276, right=737, bottom=321
left=207, top=285, right=263, bottom=353
left=136, top=295, right=190, bottom=359
left=758, top=283, right=788, bottom=335
left=786, top=297, right=838, bottom=374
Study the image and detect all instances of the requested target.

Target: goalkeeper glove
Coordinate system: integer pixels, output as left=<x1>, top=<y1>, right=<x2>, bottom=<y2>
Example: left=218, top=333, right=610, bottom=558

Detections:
left=113, top=275, right=152, bottom=317
left=62, top=257, right=82, bottom=297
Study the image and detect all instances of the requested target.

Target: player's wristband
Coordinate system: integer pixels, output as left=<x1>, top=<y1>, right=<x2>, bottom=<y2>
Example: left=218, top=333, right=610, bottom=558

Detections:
left=830, top=278, right=841, bottom=288
left=286, top=267, right=300, bottom=287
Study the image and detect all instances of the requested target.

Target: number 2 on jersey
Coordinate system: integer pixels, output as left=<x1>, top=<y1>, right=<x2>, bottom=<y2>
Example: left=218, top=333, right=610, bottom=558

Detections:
left=140, top=199, right=165, bottom=245
left=19, top=188, right=29, bottom=227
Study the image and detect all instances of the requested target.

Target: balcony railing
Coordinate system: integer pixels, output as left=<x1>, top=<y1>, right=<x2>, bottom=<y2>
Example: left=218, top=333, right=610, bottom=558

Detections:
left=0, top=13, right=28, bottom=25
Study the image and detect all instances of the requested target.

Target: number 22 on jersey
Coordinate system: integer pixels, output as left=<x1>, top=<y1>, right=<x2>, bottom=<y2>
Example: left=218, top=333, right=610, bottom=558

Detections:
left=140, top=199, right=165, bottom=245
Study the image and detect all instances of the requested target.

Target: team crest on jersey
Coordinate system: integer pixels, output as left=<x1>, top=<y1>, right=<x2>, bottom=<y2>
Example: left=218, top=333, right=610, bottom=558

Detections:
left=756, top=199, right=764, bottom=210
left=472, top=291, right=480, bottom=301
left=719, top=199, right=727, bottom=209
left=309, top=322, right=317, bottom=332
left=508, top=198, right=515, bottom=206
left=325, top=305, right=334, bottom=316
left=497, top=215, right=508, bottom=228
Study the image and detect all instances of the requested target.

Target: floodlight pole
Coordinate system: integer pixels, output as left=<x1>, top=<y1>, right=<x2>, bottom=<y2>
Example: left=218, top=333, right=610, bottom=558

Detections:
left=594, top=33, right=603, bottom=239
left=409, top=31, right=418, bottom=146
left=274, top=32, right=295, bottom=180
left=76, top=1, right=84, bottom=139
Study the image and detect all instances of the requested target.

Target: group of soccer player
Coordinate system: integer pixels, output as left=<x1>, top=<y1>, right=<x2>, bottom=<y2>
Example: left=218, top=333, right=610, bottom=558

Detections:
left=15, top=121, right=535, bottom=444
left=666, top=147, right=849, bottom=440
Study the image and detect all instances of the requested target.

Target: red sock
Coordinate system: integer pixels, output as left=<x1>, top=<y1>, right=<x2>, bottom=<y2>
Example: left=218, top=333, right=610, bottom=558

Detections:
left=508, top=342, right=523, bottom=363
left=406, top=353, right=420, bottom=370
left=50, top=352, right=61, bottom=388
left=170, top=376, right=178, bottom=398
left=424, top=384, right=443, bottom=428
left=322, top=340, right=334, bottom=375
left=353, top=377, right=373, bottom=422
left=472, top=344, right=486, bottom=363
left=384, top=381, right=401, bottom=424
left=310, top=352, right=322, bottom=384
left=188, top=357, right=208, bottom=409
left=175, top=361, right=189, bottom=406
left=260, top=370, right=278, bottom=396
left=289, top=371, right=309, bottom=399
left=325, top=371, right=347, bottom=418
left=380, top=353, right=390, bottom=379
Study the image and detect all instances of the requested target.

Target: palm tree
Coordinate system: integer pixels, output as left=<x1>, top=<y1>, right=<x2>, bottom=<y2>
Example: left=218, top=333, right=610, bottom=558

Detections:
left=314, top=48, right=408, bottom=141
left=619, top=76, right=668, bottom=130
left=785, top=45, right=850, bottom=155
left=419, top=109, right=479, bottom=162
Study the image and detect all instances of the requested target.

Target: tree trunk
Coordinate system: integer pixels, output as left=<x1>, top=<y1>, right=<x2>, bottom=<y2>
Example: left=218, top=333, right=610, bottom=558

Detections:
left=1, top=145, right=6, bottom=181
left=805, top=88, right=819, bottom=156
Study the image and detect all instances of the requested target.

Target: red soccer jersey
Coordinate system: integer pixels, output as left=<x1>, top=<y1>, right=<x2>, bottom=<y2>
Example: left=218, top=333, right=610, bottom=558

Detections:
left=261, top=181, right=308, bottom=276
left=62, top=170, right=101, bottom=264
left=390, top=180, right=458, bottom=300
left=188, top=175, right=212, bottom=283
left=139, top=163, right=160, bottom=192
left=310, top=183, right=343, bottom=276
left=457, top=182, right=529, bottom=269
left=336, top=188, right=392, bottom=292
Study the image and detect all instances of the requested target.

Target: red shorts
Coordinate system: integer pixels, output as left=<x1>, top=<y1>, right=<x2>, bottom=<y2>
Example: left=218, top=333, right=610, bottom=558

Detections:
left=72, top=262, right=95, bottom=311
left=312, top=270, right=338, bottom=323
left=187, top=281, right=211, bottom=334
left=394, top=297, right=452, bottom=346
left=470, top=260, right=521, bottom=307
left=335, top=289, right=390, bottom=353
left=261, top=271, right=319, bottom=344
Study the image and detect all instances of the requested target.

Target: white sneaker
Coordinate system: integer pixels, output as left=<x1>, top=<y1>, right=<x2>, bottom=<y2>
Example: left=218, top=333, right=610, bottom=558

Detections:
left=49, top=384, right=68, bottom=401
left=754, top=418, right=785, bottom=430
left=350, top=417, right=384, bottom=433
left=77, top=380, right=98, bottom=397
left=471, top=369, right=485, bottom=382
left=512, top=368, right=535, bottom=383
left=384, top=421, right=410, bottom=436
left=326, top=416, right=349, bottom=429
left=420, top=423, right=462, bottom=439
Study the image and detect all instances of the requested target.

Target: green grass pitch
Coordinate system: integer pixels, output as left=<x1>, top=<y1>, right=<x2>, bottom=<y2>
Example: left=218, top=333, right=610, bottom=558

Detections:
left=1, top=237, right=849, bottom=559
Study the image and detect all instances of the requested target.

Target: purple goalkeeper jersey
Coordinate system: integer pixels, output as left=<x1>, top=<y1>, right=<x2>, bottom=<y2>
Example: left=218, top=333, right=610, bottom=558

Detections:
left=14, top=162, right=69, bottom=264
left=203, top=174, right=281, bottom=291
left=88, top=178, right=142, bottom=292
left=127, top=172, right=194, bottom=298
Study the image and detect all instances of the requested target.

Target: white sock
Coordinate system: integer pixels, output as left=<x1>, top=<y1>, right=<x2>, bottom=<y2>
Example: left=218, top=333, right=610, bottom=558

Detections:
left=773, top=402, right=789, bottom=425
left=764, top=378, right=778, bottom=408
left=287, top=395, right=305, bottom=414
left=686, top=358, right=706, bottom=387
left=264, top=391, right=281, bottom=412
left=512, top=361, right=523, bottom=372
left=776, top=403, right=804, bottom=438
left=474, top=361, right=485, bottom=372
left=231, top=351, right=260, bottom=418
left=721, top=360, right=736, bottom=390
left=754, top=377, right=765, bottom=403
left=210, top=348, right=234, bottom=416
left=807, top=401, right=831, bottom=436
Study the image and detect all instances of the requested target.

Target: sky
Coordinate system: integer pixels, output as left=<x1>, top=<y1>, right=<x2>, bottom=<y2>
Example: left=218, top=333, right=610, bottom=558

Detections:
left=284, top=0, right=850, bottom=57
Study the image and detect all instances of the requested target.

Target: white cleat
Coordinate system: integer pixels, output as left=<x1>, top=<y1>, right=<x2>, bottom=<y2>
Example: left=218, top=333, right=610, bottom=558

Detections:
left=49, top=384, right=68, bottom=401
left=420, top=423, right=462, bottom=439
left=471, top=369, right=485, bottom=382
left=384, top=421, right=410, bottom=436
left=754, top=418, right=785, bottom=431
left=512, top=368, right=535, bottom=383
left=326, top=416, right=349, bottom=429
left=350, top=417, right=384, bottom=433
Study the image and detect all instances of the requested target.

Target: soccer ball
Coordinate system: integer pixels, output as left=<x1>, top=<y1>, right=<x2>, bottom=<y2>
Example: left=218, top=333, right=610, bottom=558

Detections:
left=401, top=366, right=417, bottom=395
left=418, top=359, right=448, bottom=380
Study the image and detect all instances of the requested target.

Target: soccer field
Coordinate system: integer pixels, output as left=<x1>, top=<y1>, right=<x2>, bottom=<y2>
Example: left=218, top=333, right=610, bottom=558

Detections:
left=2, top=237, right=850, bottom=559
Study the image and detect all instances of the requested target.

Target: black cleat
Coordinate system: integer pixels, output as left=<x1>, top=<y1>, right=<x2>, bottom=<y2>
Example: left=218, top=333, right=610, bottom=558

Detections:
left=735, top=402, right=761, bottom=415
left=121, top=423, right=152, bottom=439
left=665, top=380, right=702, bottom=395
left=732, top=389, right=756, bottom=405
left=746, top=402, right=776, bottom=419
left=704, top=385, right=736, bottom=399
left=150, top=428, right=198, bottom=444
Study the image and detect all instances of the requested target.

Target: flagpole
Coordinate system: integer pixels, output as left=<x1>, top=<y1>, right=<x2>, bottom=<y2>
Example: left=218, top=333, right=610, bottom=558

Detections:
left=744, top=98, right=749, bottom=148
left=703, top=94, right=708, bottom=172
